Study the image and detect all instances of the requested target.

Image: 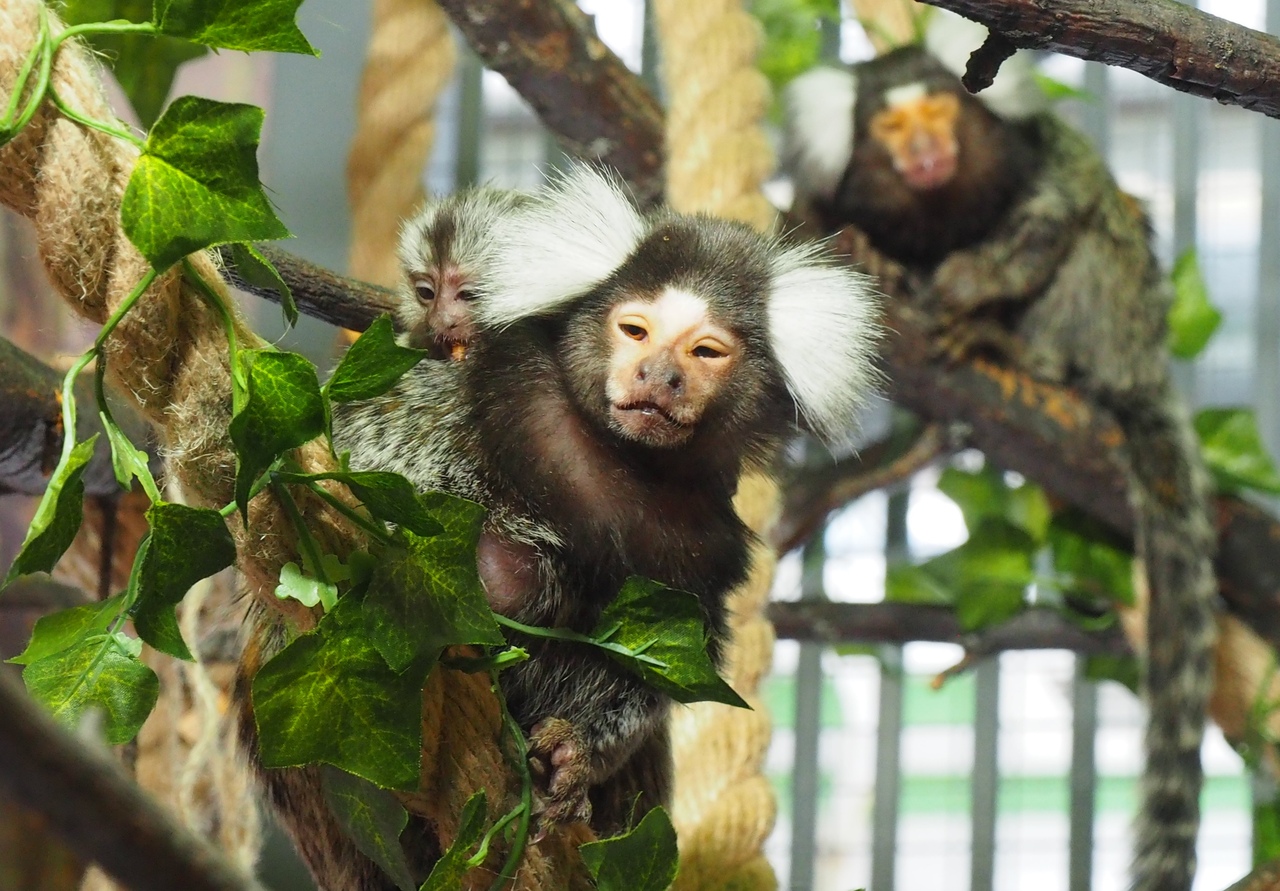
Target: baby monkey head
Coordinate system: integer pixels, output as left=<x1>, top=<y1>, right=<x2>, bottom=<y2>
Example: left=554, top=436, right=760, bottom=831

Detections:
left=477, top=165, right=883, bottom=455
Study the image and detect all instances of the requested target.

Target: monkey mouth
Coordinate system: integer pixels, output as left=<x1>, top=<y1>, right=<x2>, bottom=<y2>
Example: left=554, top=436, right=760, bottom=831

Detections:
left=899, top=153, right=957, bottom=191
left=611, top=401, right=693, bottom=446
left=429, top=336, right=469, bottom=362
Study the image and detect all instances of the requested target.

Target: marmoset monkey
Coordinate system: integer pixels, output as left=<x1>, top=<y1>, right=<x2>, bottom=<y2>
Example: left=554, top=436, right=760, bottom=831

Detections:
left=332, top=165, right=880, bottom=856
left=786, top=45, right=1217, bottom=891
left=395, top=187, right=529, bottom=360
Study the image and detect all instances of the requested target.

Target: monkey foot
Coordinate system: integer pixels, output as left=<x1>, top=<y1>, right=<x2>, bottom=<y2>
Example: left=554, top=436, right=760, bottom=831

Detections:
left=930, top=316, right=1023, bottom=365
left=527, top=718, right=593, bottom=831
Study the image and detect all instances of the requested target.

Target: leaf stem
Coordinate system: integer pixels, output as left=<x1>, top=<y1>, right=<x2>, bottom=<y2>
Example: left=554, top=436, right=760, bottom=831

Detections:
left=273, top=480, right=331, bottom=585
left=48, top=86, right=145, bottom=148
left=489, top=672, right=532, bottom=891
left=492, top=614, right=668, bottom=670
left=53, top=20, right=158, bottom=48
left=302, top=480, right=393, bottom=545
left=9, top=7, right=56, bottom=141
left=0, top=15, right=45, bottom=138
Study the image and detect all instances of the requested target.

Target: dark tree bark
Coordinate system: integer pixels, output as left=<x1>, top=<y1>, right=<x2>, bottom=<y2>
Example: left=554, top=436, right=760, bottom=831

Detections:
left=923, top=0, right=1280, bottom=118
left=0, top=670, right=265, bottom=891
left=434, top=0, right=666, bottom=206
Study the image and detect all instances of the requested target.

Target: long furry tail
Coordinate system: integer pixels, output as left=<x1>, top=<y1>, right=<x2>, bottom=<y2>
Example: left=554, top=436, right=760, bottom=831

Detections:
left=1119, top=387, right=1218, bottom=891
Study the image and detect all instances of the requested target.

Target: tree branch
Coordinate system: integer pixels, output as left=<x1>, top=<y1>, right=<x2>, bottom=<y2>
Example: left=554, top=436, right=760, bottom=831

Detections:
left=0, top=670, right=265, bottom=891
left=768, top=601, right=1132, bottom=655
left=433, top=0, right=666, bottom=206
left=922, top=0, right=1280, bottom=118
left=0, top=337, right=153, bottom=498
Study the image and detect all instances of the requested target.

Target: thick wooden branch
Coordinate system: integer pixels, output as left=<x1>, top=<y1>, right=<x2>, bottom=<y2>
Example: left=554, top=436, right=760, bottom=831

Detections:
left=0, top=337, right=152, bottom=498
left=923, top=0, right=1280, bottom=118
left=434, top=0, right=666, bottom=205
left=216, top=246, right=1280, bottom=658
left=0, top=670, right=264, bottom=891
left=768, top=601, right=1132, bottom=655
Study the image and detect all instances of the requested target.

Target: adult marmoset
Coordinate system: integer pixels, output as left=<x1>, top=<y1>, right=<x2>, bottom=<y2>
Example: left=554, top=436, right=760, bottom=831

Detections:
left=786, top=44, right=1217, bottom=891
left=317, top=166, right=879, bottom=884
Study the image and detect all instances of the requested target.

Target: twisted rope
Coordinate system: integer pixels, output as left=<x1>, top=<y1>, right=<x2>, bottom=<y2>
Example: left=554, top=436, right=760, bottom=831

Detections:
left=346, top=0, right=456, bottom=288
left=651, top=2, right=780, bottom=887
left=0, top=3, right=580, bottom=885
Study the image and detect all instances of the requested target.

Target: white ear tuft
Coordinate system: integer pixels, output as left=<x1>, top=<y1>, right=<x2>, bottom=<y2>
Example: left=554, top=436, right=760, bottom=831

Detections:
left=767, top=242, right=883, bottom=446
left=924, top=11, right=1046, bottom=120
left=477, top=164, right=646, bottom=326
left=783, top=67, right=857, bottom=204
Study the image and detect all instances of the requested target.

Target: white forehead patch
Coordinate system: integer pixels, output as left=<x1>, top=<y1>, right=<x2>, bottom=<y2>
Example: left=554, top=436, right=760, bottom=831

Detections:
left=646, top=288, right=710, bottom=335
left=884, top=82, right=928, bottom=109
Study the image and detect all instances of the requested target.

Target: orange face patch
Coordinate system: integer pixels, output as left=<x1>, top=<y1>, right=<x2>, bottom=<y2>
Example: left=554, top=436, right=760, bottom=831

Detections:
left=869, top=91, right=961, bottom=191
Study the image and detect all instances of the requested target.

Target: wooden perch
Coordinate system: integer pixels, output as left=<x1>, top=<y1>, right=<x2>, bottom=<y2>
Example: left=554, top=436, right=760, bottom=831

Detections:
left=768, top=601, right=1132, bottom=655
left=433, top=0, right=666, bottom=206
left=922, top=0, right=1280, bottom=118
left=0, top=669, right=264, bottom=891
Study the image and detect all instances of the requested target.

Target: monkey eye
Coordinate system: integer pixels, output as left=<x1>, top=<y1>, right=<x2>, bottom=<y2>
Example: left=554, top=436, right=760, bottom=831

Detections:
left=692, top=343, right=728, bottom=359
left=619, top=322, right=648, bottom=342
left=458, top=289, right=477, bottom=302
left=414, top=283, right=436, bottom=303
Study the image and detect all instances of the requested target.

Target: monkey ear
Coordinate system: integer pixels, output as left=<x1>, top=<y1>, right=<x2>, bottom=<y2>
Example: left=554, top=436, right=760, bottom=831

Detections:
left=783, top=67, right=857, bottom=204
left=767, top=243, right=883, bottom=446
left=477, top=164, right=646, bottom=327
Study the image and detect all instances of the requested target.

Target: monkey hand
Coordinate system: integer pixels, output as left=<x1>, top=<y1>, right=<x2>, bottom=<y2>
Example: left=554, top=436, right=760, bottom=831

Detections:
left=928, top=310, right=1026, bottom=366
left=528, top=717, right=594, bottom=832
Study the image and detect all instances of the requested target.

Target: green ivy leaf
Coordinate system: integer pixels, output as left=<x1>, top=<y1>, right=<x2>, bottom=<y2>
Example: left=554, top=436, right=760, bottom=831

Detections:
left=122, top=96, right=288, bottom=271
left=1084, top=654, right=1140, bottom=694
left=593, top=578, right=747, bottom=708
left=7, top=592, right=126, bottom=666
left=22, top=632, right=159, bottom=744
left=938, top=465, right=1049, bottom=544
left=1032, top=72, right=1094, bottom=104
left=5, top=436, right=99, bottom=585
left=1194, top=407, right=1280, bottom=495
left=275, top=561, right=338, bottom=611
left=131, top=502, right=236, bottom=660
left=320, top=766, right=416, bottom=891
left=419, top=791, right=487, bottom=891
left=229, top=242, right=297, bottom=328
left=909, top=519, right=1035, bottom=632
left=884, top=562, right=954, bottom=605
left=579, top=806, right=679, bottom=891
left=362, top=497, right=501, bottom=673
left=252, top=594, right=433, bottom=790
left=1048, top=511, right=1134, bottom=607
left=1168, top=250, right=1223, bottom=360
left=157, top=0, right=316, bottom=54
left=57, top=0, right=207, bottom=129
left=281, top=470, right=444, bottom=538
left=229, top=349, right=326, bottom=517
left=99, top=409, right=158, bottom=497
left=326, top=315, right=428, bottom=403
left=754, top=0, right=840, bottom=91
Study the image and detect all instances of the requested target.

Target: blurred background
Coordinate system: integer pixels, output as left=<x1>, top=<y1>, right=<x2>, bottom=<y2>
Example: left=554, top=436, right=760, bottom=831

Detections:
left=1, top=1, right=1275, bottom=889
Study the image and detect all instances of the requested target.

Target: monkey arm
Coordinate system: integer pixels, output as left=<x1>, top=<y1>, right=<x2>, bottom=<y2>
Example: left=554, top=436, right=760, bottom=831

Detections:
left=926, top=115, right=1109, bottom=312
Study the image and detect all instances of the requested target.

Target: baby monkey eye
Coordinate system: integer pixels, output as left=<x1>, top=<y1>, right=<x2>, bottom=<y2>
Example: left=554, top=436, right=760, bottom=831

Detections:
left=619, top=323, right=648, bottom=341
left=692, top=344, right=727, bottom=359
left=458, top=289, right=477, bottom=302
left=414, top=283, right=436, bottom=303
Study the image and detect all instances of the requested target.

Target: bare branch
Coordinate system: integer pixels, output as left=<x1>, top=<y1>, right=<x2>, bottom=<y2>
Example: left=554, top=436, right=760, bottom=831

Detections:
left=434, top=0, right=666, bottom=205
left=0, top=670, right=265, bottom=891
left=768, top=601, right=1132, bottom=655
left=922, top=0, right=1280, bottom=118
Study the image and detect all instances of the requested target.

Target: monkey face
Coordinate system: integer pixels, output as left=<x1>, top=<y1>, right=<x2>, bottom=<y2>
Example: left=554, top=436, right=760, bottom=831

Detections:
left=410, top=264, right=477, bottom=361
left=603, top=289, right=740, bottom=449
left=869, top=88, right=960, bottom=191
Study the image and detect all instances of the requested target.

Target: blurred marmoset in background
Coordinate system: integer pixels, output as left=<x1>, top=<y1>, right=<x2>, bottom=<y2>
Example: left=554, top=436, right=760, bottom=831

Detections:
left=784, top=41, right=1217, bottom=891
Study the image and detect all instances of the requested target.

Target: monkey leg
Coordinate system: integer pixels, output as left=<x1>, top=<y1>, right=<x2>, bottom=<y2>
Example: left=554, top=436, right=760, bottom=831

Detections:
left=528, top=717, right=594, bottom=828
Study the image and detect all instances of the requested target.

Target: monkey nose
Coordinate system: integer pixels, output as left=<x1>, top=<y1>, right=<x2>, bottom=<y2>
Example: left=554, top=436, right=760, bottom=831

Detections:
left=666, top=371, right=683, bottom=393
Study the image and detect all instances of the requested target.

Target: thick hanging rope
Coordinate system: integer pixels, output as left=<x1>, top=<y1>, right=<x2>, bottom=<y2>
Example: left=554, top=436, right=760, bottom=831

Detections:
left=0, top=4, right=586, bottom=887
left=346, top=0, right=456, bottom=288
left=651, top=2, right=781, bottom=888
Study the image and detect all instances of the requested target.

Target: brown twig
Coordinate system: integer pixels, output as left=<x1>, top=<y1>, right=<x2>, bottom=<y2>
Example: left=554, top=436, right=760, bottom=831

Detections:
left=922, top=0, right=1280, bottom=118
left=434, top=0, right=666, bottom=206
left=0, top=670, right=265, bottom=891
left=772, top=423, right=952, bottom=554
